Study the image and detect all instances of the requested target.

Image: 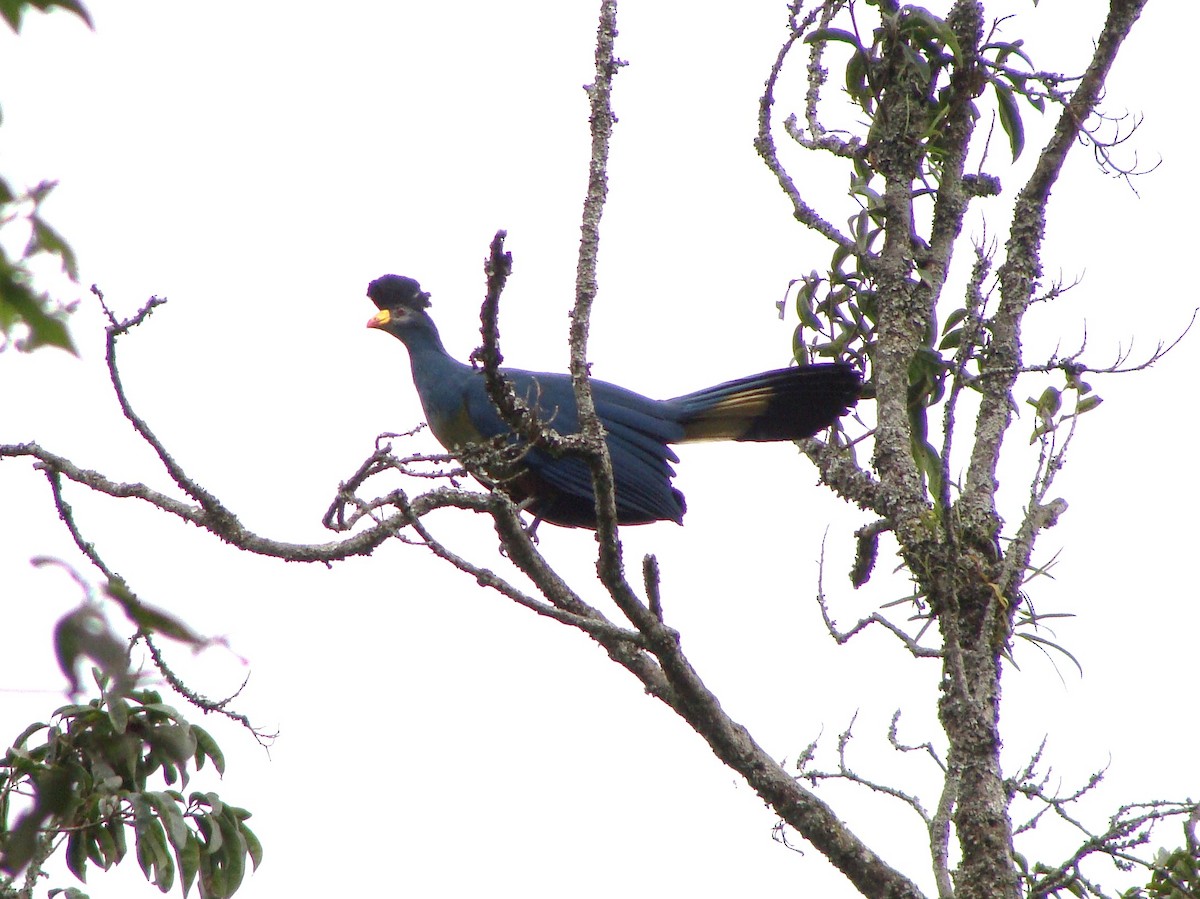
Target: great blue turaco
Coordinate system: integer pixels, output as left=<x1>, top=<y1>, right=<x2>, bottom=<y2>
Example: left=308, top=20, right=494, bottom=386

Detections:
left=366, top=274, right=860, bottom=529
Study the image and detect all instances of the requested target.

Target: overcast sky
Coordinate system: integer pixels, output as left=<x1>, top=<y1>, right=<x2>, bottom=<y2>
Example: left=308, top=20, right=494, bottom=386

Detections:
left=1, top=2, right=1196, bottom=897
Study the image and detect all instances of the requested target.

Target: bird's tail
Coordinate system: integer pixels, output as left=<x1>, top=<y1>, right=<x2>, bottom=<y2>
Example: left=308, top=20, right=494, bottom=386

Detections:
left=669, top=363, right=860, bottom=443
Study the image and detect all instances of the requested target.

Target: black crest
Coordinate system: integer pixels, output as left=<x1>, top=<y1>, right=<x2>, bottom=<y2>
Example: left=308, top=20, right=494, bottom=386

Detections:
left=367, top=275, right=432, bottom=311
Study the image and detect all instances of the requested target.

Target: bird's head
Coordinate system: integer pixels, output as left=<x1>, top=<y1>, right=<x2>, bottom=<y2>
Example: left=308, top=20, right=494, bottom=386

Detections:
left=365, top=275, right=440, bottom=345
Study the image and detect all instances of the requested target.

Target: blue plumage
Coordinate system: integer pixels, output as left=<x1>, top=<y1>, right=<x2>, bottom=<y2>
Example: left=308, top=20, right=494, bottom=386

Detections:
left=366, top=275, right=859, bottom=528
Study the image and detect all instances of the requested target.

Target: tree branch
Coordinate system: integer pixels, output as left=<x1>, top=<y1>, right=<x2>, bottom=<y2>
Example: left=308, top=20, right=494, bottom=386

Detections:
left=960, top=0, right=1150, bottom=539
left=1, top=439, right=494, bottom=563
left=755, top=1, right=857, bottom=250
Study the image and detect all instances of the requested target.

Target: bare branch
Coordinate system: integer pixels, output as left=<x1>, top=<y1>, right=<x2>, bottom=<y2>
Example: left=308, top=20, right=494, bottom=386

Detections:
left=889, top=711, right=947, bottom=774
left=138, top=634, right=277, bottom=749
left=796, top=710, right=945, bottom=840
left=817, top=529, right=942, bottom=656
left=1001, top=306, right=1199, bottom=380
left=1, top=439, right=501, bottom=563
left=643, top=554, right=664, bottom=623
left=754, top=2, right=856, bottom=249
left=26, top=457, right=279, bottom=745
left=464, top=15, right=919, bottom=895
left=95, top=287, right=242, bottom=534
left=571, top=0, right=626, bottom=561
left=931, top=768, right=959, bottom=899
left=469, top=231, right=582, bottom=461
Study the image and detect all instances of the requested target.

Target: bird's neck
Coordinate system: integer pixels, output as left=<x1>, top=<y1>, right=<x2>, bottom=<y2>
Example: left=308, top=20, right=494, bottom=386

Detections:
left=402, top=322, right=451, bottom=360
left=401, top=322, right=471, bottom=391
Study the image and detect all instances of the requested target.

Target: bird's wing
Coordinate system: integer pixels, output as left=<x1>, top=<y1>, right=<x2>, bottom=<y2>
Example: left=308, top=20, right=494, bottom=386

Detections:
left=464, top=370, right=686, bottom=523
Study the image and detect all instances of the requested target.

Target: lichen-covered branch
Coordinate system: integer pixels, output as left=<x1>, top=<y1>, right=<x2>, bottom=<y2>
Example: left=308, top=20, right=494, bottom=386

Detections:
left=755, top=2, right=856, bottom=249
left=959, top=0, right=1150, bottom=540
left=571, top=0, right=627, bottom=575
left=759, top=3, right=1163, bottom=899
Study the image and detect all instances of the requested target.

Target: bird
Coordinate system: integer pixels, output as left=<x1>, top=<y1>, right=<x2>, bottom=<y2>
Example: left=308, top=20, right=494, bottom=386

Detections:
left=365, top=274, right=860, bottom=529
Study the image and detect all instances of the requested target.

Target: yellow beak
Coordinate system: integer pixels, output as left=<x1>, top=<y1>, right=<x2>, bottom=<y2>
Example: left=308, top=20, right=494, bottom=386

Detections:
left=366, top=309, right=391, bottom=329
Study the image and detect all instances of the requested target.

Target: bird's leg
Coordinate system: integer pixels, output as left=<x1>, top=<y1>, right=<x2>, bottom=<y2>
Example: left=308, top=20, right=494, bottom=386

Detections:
left=491, top=497, right=541, bottom=557
left=518, top=501, right=543, bottom=544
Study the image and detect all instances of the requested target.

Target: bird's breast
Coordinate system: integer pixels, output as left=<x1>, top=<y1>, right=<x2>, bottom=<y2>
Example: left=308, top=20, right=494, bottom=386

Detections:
left=424, top=399, right=486, bottom=452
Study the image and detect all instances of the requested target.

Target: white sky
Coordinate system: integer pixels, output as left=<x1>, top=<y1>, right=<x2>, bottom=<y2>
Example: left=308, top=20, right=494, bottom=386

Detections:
left=1, top=2, right=1196, bottom=897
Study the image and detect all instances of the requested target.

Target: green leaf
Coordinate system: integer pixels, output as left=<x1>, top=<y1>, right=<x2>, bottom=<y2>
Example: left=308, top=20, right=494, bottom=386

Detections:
left=52, top=604, right=129, bottom=694
left=0, top=277, right=79, bottom=353
left=241, top=824, right=263, bottom=871
left=131, top=796, right=154, bottom=875
left=92, top=821, right=118, bottom=869
left=795, top=279, right=822, bottom=330
left=85, top=827, right=104, bottom=867
left=941, top=307, right=968, bottom=333
left=192, top=726, right=226, bottom=776
left=791, top=324, right=807, bottom=363
left=993, top=80, right=1025, bottom=161
left=52, top=702, right=98, bottom=719
left=139, top=702, right=186, bottom=723
left=106, top=815, right=128, bottom=863
left=200, top=853, right=226, bottom=899
left=1, top=0, right=21, bottom=29
left=96, top=729, right=140, bottom=789
left=25, top=217, right=80, bottom=279
left=1016, top=632, right=1084, bottom=675
left=145, top=790, right=190, bottom=851
left=938, top=328, right=962, bottom=350
left=11, top=720, right=49, bottom=747
left=804, top=27, right=865, bottom=50
left=134, top=805, right=174, bottom=891
left=204, top=792, right=225, bottom=817
left=177, top=832, right=201, bottom=898
left=67, top=828, right=89, bottom=882
left=214, top=808, right=248, bottom=895
left=984, top=38, right=1035, bottom=71
left=197, top=811, right=224, bottom=855
left=1, top=766, right=76, bottom=876
left=0, top=0, right=93, bottom=32
left=845, top=48, right=871, bottom=110
left=899, top=6, right=961, bottom=63
left=1029, top=386, right=1061, bottom=417
left=147, top=724, right=198, bottom=768
left=900, top=42, right=931, bottom=87
left=106, top=695, right=130, bottom=734
left=912, top=436, right=944, bottom=503
left=105, top=580, right=210, bottom=647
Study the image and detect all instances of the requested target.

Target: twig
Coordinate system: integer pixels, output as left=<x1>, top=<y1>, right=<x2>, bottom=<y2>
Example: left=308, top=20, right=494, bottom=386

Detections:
left=139, top=634, right=277, bottom=749
left=754, top=1, right=856, bottom=250
left=816, top=537, right=942, bottom=658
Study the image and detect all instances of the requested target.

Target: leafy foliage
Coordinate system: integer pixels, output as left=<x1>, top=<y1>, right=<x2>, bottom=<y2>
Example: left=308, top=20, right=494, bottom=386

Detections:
left=0, top=681, right=260, bottom=899
left=761, top=2, right=1194, bottom=896
left=1123, top=847, right=1200, bottom=899
left=2, top=563, right=258, bottom=897
left=0, top=0, right=91, bottom=34
left=0, top=0, right=92, bottom=354
left=0, top=180, right=79, bottom=354
left=793, top=2, right=1098, bottom=506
